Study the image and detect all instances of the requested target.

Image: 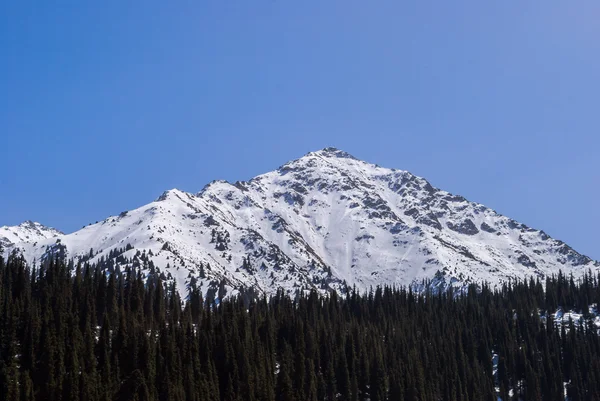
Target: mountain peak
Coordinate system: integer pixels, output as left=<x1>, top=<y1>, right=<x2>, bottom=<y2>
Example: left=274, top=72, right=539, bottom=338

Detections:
left=155, top=188, right=190, bottom=202
left=16, top=220, right=62, bottom=234
left=4, top=149, right=598, bottom=300
left=308, top=147, right=359, bottom=160
left=19, top=220, right=45, bottom=229
left=18, top=220, right=37, bottom=228
left=275, top=147, right=366, bottom=175
left=0, top=221, right=62, bottom=249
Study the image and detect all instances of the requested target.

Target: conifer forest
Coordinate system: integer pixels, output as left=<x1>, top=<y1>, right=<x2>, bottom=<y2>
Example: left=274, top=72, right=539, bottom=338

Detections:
left=1, top=251, right=600, bottom=401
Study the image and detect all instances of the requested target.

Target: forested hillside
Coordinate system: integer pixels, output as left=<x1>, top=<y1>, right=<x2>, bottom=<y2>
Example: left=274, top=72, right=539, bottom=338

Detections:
left=1, top=251, right=599, bottom=401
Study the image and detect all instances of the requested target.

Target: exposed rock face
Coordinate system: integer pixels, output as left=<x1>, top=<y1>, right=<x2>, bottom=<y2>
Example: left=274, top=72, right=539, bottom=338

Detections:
left=447, top=219, right=479, bottom=236
left=480, top=222, right=497, bottom=234
left=3, top=148, right=598, bottom=298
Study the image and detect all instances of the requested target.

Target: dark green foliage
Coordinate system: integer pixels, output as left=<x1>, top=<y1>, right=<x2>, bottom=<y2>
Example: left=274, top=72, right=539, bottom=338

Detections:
left=0, top=250, right=600, bottom=400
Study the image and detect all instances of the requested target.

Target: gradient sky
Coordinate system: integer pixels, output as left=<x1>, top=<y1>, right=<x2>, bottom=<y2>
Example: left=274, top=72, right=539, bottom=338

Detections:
left=1, top=1, right=598, bottom=259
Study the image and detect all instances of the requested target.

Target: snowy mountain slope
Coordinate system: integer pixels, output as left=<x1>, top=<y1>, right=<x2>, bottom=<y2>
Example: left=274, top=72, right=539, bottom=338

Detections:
left=0, top=221, right=62, bottom=250
left=4, top=148, right=599, bottom=298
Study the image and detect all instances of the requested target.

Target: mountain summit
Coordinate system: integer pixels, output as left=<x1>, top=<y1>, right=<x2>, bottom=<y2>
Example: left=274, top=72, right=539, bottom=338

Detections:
left=3, top=148, right=598, bottom=298
left=0, top=221, right=62, bottom=250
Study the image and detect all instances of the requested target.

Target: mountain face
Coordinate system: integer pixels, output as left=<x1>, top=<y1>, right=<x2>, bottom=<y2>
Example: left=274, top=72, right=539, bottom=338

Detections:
left=3, top=148, right=598, bottom=298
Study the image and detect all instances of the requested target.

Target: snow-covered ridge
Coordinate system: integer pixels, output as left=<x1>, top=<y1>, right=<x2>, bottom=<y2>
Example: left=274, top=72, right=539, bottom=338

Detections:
left=0, top=221, right=62, bottom=250
left=2, top=148, right=598, bottom=298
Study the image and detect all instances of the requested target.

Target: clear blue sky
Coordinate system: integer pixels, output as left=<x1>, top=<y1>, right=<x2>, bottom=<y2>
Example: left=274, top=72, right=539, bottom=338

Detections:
left=1, top=1, right=598, bottom=259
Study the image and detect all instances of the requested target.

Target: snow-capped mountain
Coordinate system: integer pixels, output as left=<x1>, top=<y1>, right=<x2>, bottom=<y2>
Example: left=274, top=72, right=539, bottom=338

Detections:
left=0, top=221, right=62, bottom=250
left=3, top=148, right=598, bottom=299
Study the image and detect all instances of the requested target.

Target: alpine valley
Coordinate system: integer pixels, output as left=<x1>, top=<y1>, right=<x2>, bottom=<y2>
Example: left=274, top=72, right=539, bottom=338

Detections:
left=2, top=148, right=598, bottom=300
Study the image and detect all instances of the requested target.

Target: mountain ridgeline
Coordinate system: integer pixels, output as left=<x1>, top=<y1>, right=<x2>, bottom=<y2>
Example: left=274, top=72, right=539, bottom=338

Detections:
left=1, top=148, right=598, bottom=299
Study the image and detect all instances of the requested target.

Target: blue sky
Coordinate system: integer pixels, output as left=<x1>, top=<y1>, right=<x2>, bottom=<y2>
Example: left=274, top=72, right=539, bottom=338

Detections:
left=1, top=1, right=598, bottom=259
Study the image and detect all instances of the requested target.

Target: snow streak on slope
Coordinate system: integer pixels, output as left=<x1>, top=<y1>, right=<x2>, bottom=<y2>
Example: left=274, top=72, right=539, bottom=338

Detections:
left=4, top=148, right=599, bottom=298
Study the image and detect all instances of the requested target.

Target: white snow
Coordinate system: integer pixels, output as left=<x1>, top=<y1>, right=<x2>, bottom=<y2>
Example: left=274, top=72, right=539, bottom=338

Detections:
left=0, top=220, right=62, bottom=247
